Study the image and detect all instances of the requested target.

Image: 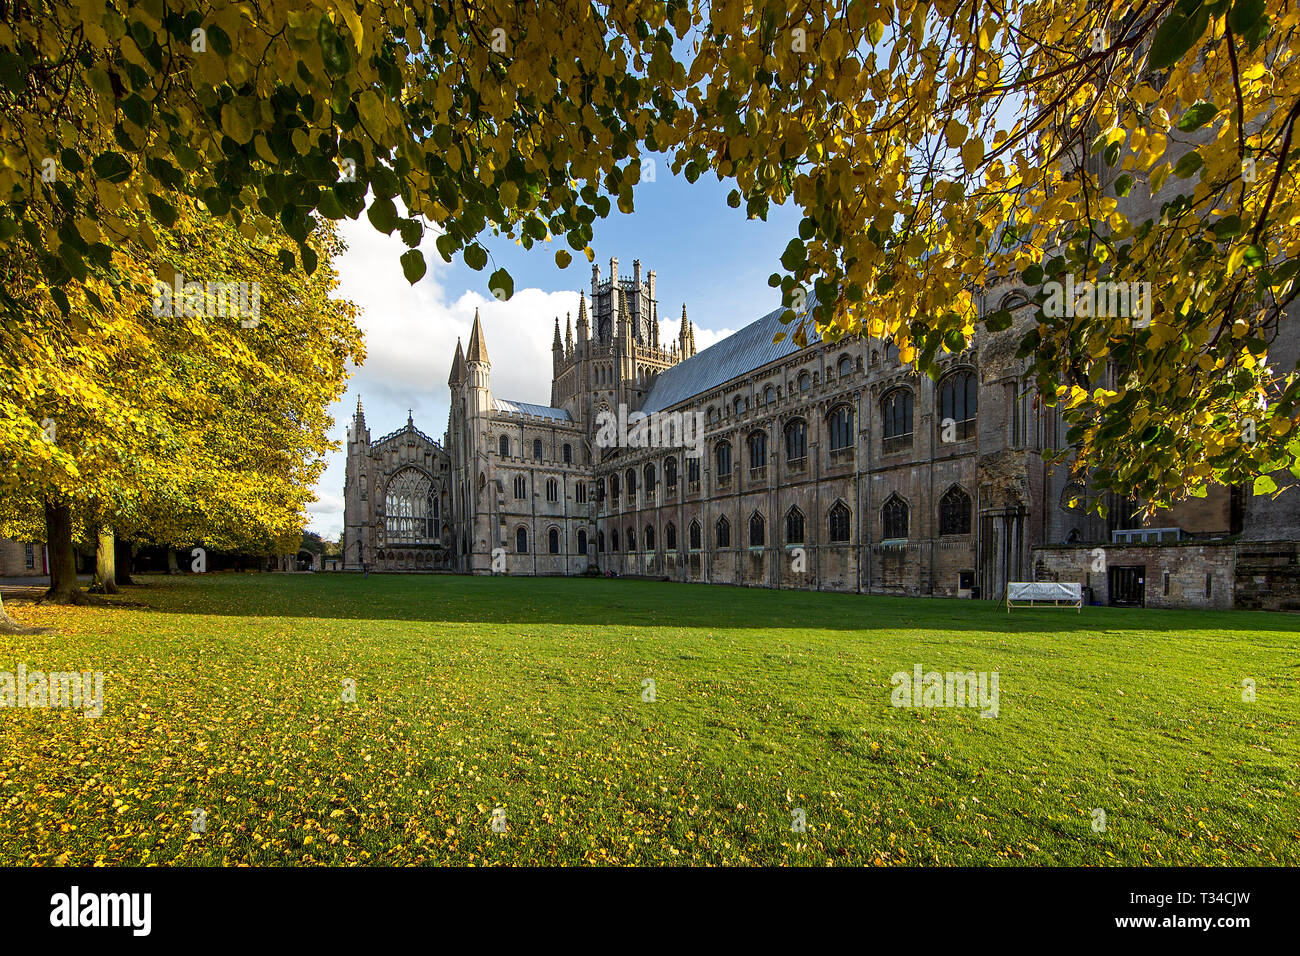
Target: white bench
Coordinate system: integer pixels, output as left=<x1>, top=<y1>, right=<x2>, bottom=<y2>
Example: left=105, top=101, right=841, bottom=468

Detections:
left=1007, top=581, right=1082, bottom=612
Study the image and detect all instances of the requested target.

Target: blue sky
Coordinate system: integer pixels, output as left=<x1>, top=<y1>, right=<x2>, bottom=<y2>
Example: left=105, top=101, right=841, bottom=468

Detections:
left=310, top=158, right=802, bottom=538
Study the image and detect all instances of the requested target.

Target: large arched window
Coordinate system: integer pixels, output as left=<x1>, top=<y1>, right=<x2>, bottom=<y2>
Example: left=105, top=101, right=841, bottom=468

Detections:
left=764, top=384, right=775, bottom=405
left=838, top=353, right=853, bottom=377
left=625, top=467, right=637, bottom=498
left=611, top=529, right=619, bottom=551
left=939, top=486, right=972, bottom=535
left=749, top=512, right=765, bottom=547
left=828, top=502, right=852, bottom=542
left=828, top=405, right=854, bottom=454
left=784, top=419, right=807, bottom=465
left=785, top=507, right=805, bottom=545
left=533, top=438, right=544, bottom=460
left=578, top=529, right=588, bottom=554
left=563, top=443, right=572, bottom=464
left=516, top=526, right=528, bottom=553
left=666, top=521, right=677, bottom=550
left=610, top=474, right=620, bottom=501
left=644, top=462, right=657, bottom=493
left=939, top=369, right=978, bottom=441
left=715, top=516, right=731, bottom=548
left=882, top=495, right=908, bottom=539
left=597, top=530, right=605, bottom=552
left=689, top=520, right=701, bottom=550
left=665, top=457, right=678, bottom=488
left=715, top=441, right=732, bottom=481
left=596, top=478, right=606, bottom=502
left=548, top=527, right=561, bottom=554
left=882, top=388, right=914, bottom=454
left=798, top=371, right=811, bottom=392
left=748, top=430, right=767, bottom=471
left=626, top=528, right=636, bottom=552
left=384, top=468, right=434, bottom=543
left=644, top=524, right=655, bottom=550
left=499, top=434, right=510, bottom=457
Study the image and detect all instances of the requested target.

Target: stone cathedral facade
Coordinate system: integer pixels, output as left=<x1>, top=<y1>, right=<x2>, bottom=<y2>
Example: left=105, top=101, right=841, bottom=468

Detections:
left=342, top=256, right=1300, bottom=610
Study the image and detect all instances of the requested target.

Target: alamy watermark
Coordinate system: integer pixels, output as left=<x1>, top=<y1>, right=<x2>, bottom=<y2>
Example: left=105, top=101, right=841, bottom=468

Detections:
left=594, top=403, right=704, bottom=458
left=151, top=273, right=261, bottom=327
left=0, top=664, right=104, bottom=717
left=890, top=664, right=999, bottom=718
left=1043, top=274, right=1151, bottom=328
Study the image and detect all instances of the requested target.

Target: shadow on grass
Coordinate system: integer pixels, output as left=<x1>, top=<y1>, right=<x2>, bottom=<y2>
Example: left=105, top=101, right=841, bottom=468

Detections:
left=7, top=572, right=1296, bottom=636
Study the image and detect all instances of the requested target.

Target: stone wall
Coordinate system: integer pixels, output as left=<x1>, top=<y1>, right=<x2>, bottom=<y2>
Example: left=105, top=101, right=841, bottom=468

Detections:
left=1033, top=542, right=1237, bottom=609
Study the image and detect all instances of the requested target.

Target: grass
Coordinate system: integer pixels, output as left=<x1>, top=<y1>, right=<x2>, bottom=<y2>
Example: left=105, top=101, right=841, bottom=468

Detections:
left=0, top=573, right=1296, bottom=866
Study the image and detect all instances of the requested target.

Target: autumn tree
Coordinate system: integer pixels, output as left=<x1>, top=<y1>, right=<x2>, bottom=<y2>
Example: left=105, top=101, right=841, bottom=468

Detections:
left=1, top=0, right=1297, bottom=522
left=0, top=201, right=362, bottom=606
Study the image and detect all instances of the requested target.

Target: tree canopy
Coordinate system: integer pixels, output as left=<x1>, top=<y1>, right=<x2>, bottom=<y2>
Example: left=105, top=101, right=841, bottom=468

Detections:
left=1, top=0, right=1297, bottom=510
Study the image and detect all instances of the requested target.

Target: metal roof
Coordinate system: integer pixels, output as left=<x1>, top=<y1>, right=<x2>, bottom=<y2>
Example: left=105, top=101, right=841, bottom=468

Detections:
left=640, top=301, right=821, bottom=414
left=493, top=398, right=573, bottom=422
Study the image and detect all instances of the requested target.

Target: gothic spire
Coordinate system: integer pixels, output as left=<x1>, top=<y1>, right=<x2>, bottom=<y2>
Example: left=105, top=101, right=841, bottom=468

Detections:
left=565, top=312, right=573, bottom=352
left=448, top=338, right=465, bottom=386
left=466, top=309, right=489, bottom=364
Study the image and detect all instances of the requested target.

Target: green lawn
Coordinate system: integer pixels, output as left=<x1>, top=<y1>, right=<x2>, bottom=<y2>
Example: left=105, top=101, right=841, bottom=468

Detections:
left=0, top=573, right=1296, bottom=865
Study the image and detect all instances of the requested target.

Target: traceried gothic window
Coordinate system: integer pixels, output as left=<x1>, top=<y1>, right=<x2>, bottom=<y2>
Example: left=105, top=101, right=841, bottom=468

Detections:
left=749, top=512, right=765, bottom=547
left=939, top=369, right=978, bottom=440
left=385, top=468, right=435, bottom=543
left=785, top=419, right=807, bottom=464
left=687, top=457, right=700, bottom=486
left=785, top=507, right=805, bottom=545
left=798, top=371, right=811, bottom=392
left=939, top=486, right=972, bottom=535
left=627, top=528, right=636, bottom=551
left=665, top=457, right=678, bottom=488
left=689, top=520, right=701, bottom=550
left=881, top=495, right=908, bottom=539
left=827, top=405, right=854, bottom=454
left=715, top=441, right=732, bottom=479
left=882, top=388, right=914, bottom=454
left=748, top=430, right=767, bottom=470
left=644, top=462, right=657, bottom=493
left=666, top=521, right=677, bottom=550
left=764, top=385, right=775, bottom=405
left=715, top=516, right=731, bottom=548
left=644, top=524, right=655, bottom=550
left=829, top=501, right=852, bottom=542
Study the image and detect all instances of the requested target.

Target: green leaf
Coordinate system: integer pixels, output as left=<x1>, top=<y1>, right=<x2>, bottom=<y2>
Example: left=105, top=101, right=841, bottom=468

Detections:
left=1177, top=102, right=1219, bottom=132
left=1173, top=150, right=1204, bottom=178
left=91, top=151, right=132, bottom=184
left=400, top=249, right=426, bottom=284
left=464, top=244, right=487, bottom=271
left=1253, top=474, right=1277, bottom=495
left=318, top=17, right=353, bottom=77
left=1114, top=173, right=1133, bottom=197
left=146, top=194, right=177, bottom=228
left=555, top=249, right=572, bottom=269
left=488, top=267, right=514, bottom=301
left=1148, top=0, right=1212, bottom=71
left=1228, top=0, right=1268, bottom=44
left=984, top=309, right=1014, bottom=332
left=366, top=195, right=398, bottom=234
left=300, top=244, right=318, bottom=276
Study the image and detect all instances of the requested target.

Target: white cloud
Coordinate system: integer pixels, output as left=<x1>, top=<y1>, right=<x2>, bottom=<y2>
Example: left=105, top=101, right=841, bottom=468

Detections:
left=306, top=220, right=577, bottom=539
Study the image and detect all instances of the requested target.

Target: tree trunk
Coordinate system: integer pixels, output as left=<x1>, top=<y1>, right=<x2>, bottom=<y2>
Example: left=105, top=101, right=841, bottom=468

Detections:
left=41, top=499, right=89, bottom=605
left=166, top=548, right=179, bottom=574
left=92, top=525, right=118, bottom=594
left=115, top=537, right=135, bottom=585
left=0, top=588, right=51, bottom=634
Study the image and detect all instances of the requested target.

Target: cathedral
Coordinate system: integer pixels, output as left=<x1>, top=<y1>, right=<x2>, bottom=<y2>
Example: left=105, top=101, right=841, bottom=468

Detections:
left=342, top=256, right=1300, bottom=611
